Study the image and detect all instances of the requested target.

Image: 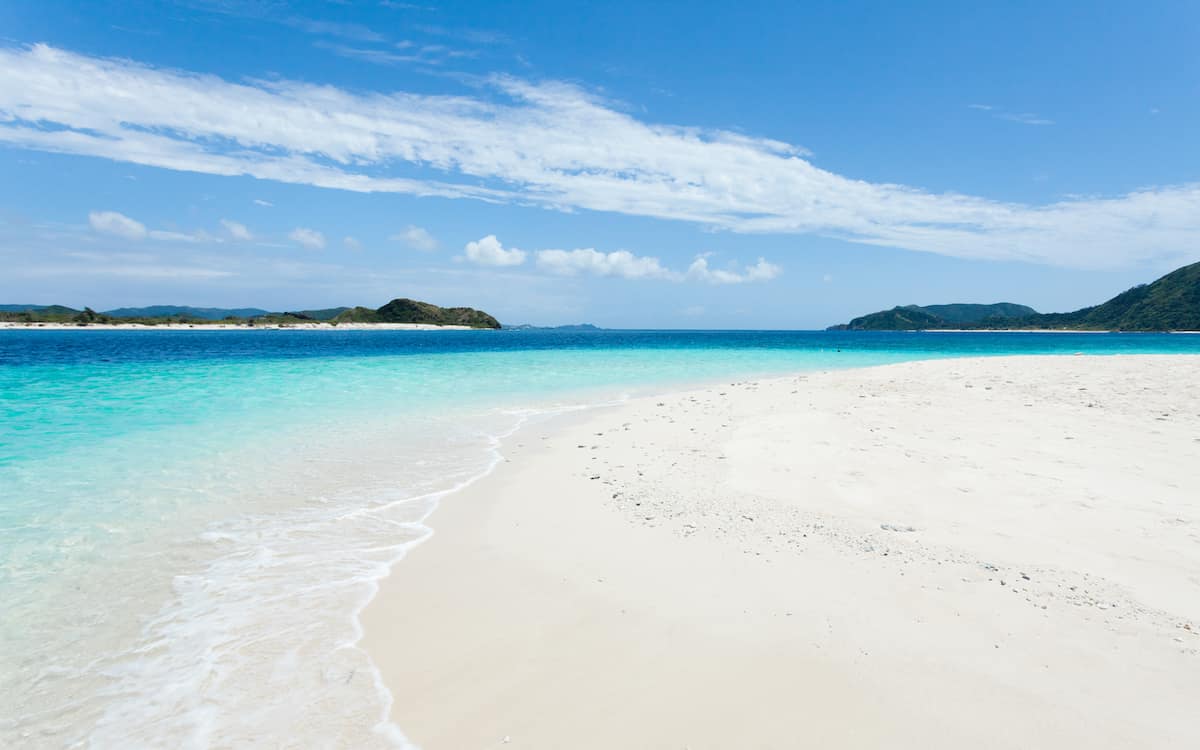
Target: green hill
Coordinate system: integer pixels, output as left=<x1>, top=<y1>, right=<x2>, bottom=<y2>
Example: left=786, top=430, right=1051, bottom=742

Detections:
left=103, top=305, right=270, bottom=320
left=919, top=303, right=1038, bottom=325
left=2, top=299, right=500, bottom=328
left=332, top=298, right=500, bottom=328
left=0, top=304, right=84, bottom=323
left=833, top=303, right=1036, bottom=331
left=0, top=304, right=71, bottom=313
left=0, top=304, right=81, bottom=316
left=1025, top=261, right=1200, bottom=331
left=291, top=307, right=350, bottom=321
left=830, top=260, right=1200, bottom=332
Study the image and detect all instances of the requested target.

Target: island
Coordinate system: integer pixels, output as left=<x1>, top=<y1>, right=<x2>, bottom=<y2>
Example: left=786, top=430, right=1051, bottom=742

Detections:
left=0, top=298, right=502, bottom=330
left=829, top=259, right=1200, bottom=331
left=501, top=323, right=603, bottom=331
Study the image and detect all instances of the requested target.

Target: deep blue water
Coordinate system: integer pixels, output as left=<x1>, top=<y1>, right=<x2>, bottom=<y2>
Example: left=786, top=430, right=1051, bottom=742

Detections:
left=5, top=328, right=1200, bottom=367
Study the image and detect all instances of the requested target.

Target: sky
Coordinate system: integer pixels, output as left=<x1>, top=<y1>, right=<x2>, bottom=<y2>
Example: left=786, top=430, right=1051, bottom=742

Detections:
left=1, top=1, right=1198, bottom=328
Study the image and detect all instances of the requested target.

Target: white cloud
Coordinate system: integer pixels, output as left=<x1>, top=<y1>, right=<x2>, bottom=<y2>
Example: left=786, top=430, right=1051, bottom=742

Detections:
left=686, top=255, right=782, bottom=284
left=88, top=210, right=146, bottom=240
left=288, top=19, right=385, bottom=43
left=535, top=248, right=674, bottom=280
left=289, top=227, right=326, bottom=250
left=997, top=112, right=1054, bottom=126
left=147, top=229, right=207, bottom=243
left=220, top=218, right=253, bottom=240
left=490, top=239, right=781, bottom=284
left=316, top=41, right=471, bottom=68
left=970, top=103, right=1054, bottom=126
left=5, top=46, right=1198, bottom=269
left=392, top=225, right=439, bottom=252
left=343, top=236, right=362, bottom=250
left=89, top=211, right=215, bottom=243
left=463, top=234, right=526, bottom=266
left=253, top=198, right=273, bottom=207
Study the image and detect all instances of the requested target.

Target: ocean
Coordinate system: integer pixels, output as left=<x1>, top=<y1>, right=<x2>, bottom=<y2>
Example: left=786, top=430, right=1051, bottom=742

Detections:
left=3, top=329, right=1198, bottom=748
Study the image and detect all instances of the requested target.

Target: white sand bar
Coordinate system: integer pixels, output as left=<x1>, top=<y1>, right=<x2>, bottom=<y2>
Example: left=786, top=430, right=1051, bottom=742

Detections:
left=364, top=355, right=1200, bottom=749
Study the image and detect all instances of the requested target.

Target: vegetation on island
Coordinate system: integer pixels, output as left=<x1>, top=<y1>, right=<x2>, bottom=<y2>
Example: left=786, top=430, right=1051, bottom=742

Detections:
left=101, top=305, right=272, bottom=320
left=0, top=298, right=501, bottom=329
left=830, top=303, right=1037, bottom=331
left=331, top=298, right=500, bottom=328
left=830, top=260, right=1200, bottom=332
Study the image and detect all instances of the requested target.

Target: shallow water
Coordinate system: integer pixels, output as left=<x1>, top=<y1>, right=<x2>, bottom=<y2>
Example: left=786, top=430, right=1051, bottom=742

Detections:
left=3, top=329, right=1197, bottom=747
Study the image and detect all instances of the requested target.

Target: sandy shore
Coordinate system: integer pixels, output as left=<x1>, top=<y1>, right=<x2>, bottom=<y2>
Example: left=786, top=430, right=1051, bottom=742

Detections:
left=0, top=322, right=480, bottom=330
left=363, top=355, right=1200, bottom=749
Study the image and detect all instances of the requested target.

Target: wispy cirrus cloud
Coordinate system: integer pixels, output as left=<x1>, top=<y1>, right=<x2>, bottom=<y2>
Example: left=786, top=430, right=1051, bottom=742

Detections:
left=969, top=103, right=1055, bottom=126
left=4, top=45, right=1198, bottom=269
left=286, top=18, right=385, bottom=42
left=415, top=24, right=509, bottom=46
left=314, top=40, right=476, bottom=67
left=22, top=248, right=235, bottom=280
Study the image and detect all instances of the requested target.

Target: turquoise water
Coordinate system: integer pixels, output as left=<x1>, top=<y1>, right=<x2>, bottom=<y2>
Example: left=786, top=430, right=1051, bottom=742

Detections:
left=3, top=329, right=1198, bottom=747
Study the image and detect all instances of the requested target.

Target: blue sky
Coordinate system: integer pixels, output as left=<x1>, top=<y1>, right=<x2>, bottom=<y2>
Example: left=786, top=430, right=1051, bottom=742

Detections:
left=1, top=1, right=1198, bottom=327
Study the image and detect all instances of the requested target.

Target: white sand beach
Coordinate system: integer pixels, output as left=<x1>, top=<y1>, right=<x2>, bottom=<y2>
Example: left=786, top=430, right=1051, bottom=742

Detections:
left=363, top=355, right=1200, bottom=749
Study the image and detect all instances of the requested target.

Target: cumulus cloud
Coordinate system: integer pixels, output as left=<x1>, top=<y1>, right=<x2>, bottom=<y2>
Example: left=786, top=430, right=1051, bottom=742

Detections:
left=463, top=234, right=526, bottom=266
left=88, top=210, right=147, bottom=240
left=392, top=225, right=439, bottom=251
left=476, top=236, right=780, bottom=283
left=686, top=255, right=782, bottom=284
left=7, top=45, right=1198, bottom=269
left=289, top=227, right=326, bottom=249
left=220, top=218, right=253, bottom=240
left=535, top=248, right=674, bottom=280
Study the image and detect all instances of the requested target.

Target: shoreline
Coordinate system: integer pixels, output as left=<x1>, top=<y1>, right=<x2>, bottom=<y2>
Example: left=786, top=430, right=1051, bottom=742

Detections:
left=920, top=328, right=1200, bottom=333
left=362, top=354, right=1200, bottom=748
left=838, top=328, right=1200, bottom=333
